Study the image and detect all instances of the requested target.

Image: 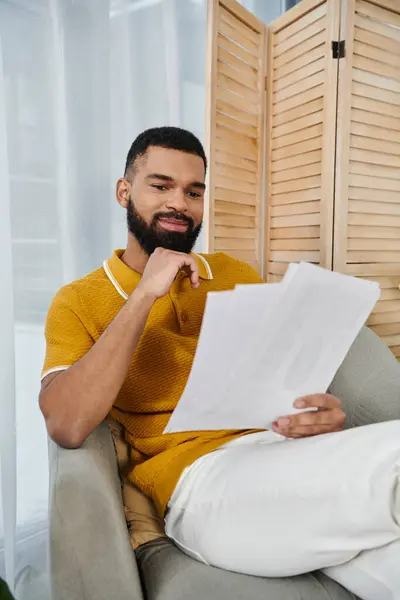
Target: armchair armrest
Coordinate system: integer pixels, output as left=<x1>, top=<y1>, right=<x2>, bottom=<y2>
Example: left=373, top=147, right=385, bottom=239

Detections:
left=49, top=422, right=144, bottom=600
left=330, top=326, right=400, bottom=428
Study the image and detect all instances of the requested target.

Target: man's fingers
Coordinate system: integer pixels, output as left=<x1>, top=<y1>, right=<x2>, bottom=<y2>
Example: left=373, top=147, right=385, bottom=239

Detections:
left=177, top=254, right=200, bottom=289
left=189, top=259, right=200, bottom=288
left=285, top=409, right=342, bottom=428
left=294, top=393, right=341, bottom=411
left=273, top=395, right=345, bottom=438
left=273, top=424, right=342, bottom=438
left=190, top=270, right=200, bottom=288
left=273, top=410, right=346, bottom=437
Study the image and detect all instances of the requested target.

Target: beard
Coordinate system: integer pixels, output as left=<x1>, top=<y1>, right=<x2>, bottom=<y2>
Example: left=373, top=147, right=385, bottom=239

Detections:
left=127, top=200, right=202, bottom=256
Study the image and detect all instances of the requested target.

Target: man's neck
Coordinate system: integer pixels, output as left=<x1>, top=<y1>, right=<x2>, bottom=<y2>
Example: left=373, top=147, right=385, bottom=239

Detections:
left=120, top=235, right=149, bottom=274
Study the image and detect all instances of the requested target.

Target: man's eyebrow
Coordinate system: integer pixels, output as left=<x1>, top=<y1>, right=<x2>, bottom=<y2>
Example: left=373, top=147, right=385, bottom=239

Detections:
left=146, top=173, right=174, bottom=182
left=146, top=173, right=205, bottom=190
left=191, top=181, right=206, bottom=190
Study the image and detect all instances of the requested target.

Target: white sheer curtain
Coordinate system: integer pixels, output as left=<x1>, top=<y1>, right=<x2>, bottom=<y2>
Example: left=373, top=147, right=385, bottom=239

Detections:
left=0, top=0, right=286, bottom=598
left=0, top=2, right=112, bottom=597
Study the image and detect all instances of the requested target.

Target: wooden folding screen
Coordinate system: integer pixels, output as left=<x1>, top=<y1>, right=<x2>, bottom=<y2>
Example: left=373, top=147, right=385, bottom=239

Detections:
left=333, top=0, right=400, bottom=357
left=264, top=0, right=340, bottom=282
left=204, top=0, right=266, bottom=274
left=205, top=0, right=400, bottom=355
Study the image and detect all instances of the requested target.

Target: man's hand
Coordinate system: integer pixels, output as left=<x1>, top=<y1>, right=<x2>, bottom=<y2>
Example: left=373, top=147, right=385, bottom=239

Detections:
left=137, top=248, right=200, bottom=300
left=272, top=394, right=346, bottom=438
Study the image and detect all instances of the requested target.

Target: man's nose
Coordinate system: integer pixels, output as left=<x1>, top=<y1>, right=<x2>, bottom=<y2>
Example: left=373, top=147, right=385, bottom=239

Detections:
left=166, top=189, right=188, bottom=213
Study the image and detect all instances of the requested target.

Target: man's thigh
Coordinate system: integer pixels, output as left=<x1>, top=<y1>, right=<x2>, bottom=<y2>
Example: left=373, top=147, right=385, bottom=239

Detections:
left=166, top=421, right=400, bottom=577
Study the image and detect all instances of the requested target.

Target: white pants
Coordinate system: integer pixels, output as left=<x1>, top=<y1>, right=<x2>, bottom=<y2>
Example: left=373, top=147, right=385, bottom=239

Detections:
left=165, top=422, right=400, bottom=600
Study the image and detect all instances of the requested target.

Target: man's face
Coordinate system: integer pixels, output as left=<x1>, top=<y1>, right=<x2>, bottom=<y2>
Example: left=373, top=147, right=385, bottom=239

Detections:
left=123, top=146, right=205, bottom=255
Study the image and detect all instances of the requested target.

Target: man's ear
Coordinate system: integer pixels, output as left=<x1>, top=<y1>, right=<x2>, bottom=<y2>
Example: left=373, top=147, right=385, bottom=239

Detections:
left=116, top=178, right=131, bottom=208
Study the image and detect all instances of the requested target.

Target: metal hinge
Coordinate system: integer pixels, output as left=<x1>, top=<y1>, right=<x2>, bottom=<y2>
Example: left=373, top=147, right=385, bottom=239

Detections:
left=332, top=40, right=345, bottom=59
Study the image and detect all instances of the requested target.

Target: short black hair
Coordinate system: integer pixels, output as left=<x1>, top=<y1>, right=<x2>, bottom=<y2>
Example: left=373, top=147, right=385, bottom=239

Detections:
left=124, top=126, right=207, bottom=177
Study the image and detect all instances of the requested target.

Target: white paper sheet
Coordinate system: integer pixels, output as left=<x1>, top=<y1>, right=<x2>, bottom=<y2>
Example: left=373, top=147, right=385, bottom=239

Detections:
left=164, top=284, right=282, bottom=433
left=164, top=263, right=380, bottom=433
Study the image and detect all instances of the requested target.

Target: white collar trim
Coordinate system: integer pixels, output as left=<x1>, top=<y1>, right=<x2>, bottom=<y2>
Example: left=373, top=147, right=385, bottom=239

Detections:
left=103, top=260, right=129, bottom=300
left=193, top=253, right=213, bottom=280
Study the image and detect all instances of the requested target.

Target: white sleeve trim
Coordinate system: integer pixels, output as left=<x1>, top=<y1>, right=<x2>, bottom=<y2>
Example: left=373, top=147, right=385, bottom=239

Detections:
left=41, top=365, right=71, bottom=381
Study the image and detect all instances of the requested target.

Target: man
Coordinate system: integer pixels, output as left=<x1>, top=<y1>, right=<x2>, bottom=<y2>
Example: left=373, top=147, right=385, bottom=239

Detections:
left=40, top=127, right=400, bottom=600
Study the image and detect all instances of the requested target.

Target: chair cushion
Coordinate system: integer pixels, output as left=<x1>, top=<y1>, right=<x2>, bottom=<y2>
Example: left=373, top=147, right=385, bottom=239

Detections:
left=136, top=539, right=359, bottom=600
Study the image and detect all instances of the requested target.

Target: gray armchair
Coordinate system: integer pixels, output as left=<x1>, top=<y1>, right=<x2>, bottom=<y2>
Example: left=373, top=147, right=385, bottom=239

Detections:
left=48, top=327, right=400, bottom=600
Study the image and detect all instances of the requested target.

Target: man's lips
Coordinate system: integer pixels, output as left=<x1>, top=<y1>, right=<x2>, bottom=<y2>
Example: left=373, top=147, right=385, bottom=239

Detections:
left=158, top=218, right=189, bottom=232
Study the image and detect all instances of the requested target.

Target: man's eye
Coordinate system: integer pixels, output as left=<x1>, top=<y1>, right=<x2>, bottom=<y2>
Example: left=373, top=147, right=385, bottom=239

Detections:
left=151, top=184, right=168, bottom=191
left=188, top=191, right=201, bottom=198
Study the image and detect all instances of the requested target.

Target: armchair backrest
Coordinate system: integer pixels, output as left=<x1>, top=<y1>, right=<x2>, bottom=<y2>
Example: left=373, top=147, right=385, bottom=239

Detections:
left=329, top=327, right=400, bottom=429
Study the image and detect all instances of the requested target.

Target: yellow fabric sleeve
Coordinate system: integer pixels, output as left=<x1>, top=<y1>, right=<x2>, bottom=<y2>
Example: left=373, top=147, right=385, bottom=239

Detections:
left=41, top=285, right=94, bottom=379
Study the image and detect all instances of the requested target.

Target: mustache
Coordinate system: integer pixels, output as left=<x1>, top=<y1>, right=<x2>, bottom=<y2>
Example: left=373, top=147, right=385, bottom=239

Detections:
left=153, top=212, right=194, bottom=227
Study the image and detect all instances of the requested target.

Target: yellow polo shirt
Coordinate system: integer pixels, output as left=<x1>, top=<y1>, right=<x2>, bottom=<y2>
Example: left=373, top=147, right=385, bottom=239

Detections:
left=42, top=250, right=263, bottom=516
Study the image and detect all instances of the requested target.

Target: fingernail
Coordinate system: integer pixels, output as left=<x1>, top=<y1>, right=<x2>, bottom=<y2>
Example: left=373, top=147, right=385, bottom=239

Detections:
left=278, top=417, right=290, bottom=427
left=295, top=399, right=306, bottom=408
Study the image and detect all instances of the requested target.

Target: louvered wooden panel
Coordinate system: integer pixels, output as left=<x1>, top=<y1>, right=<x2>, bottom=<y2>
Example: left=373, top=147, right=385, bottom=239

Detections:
left=264, top=0, right=340, bottom=281
left=204, top=0, right=266, bottom=273
left=334, top=0, right=400, bottom=355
